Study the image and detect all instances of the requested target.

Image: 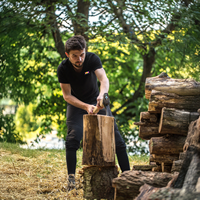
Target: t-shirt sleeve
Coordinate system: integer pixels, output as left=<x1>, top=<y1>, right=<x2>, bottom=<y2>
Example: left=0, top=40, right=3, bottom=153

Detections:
left=90, top=54, right=103, bottom=71
left=57, top=64, right=69, bottom=83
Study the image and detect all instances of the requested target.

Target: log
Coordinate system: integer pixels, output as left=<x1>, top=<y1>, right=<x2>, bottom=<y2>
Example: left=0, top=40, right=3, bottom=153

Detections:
left=112, top=170, right=174, bottom=200
left=147, top=187, right=200, bottom=200
left=139, top=126, right=161, bottom=140
left=183, top=117, right=200, bottom=151
left=135, top=184, right=159, bottom=200
left=148, top=90, right=200, bottom=113
left=182, top=148, right=200, bottom=192
left=132, top=164, right=157, bottom=171
left=161, top=162, right=172, bottom=173
left=149, top=135, right=186, bottom=155
left=174, top=145, right=198, bottom=188
left=150, top=154, right=179, bottom=164
left=179, top=152, right=186, bottom=160
left=159, top=107, right=199, bottom=135
left=171, top=160, right=183, bottom=173
left=152, top=165, right=162, bottom=172
left=82, top=114, right=115, bottom=166
left=140, top=112, right=158, bottom=123
left=83, top=166, right=118, bottom=199
left=145, top=73, right=200, bottom=99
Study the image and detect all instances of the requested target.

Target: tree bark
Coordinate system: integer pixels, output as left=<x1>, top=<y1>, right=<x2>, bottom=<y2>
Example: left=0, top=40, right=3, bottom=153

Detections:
left=149, top=135, right=186, bottom=155
left=150, top=154, right=179, bottom=164
left=112, top=170, right=174, bottom=200
left=171, top=160, right=183, bottom=173
left=82, top=114, right=115, bottom=166
left=139, top=126, right=161, bottom=140
left=183, top=117, right=200, bottom=151
left=145, top=74, right=200, bottom=99
left=132, top=165, right=157, bottom=171
left=83, top=166, right=118, bottom=200
left=159, top=107, right=199, bottom=135
left=148, top=90, right=200, bottom=113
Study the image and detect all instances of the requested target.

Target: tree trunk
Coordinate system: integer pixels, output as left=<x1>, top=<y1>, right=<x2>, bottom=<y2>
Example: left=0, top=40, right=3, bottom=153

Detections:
left=82, top=114, right=115, bottom=166
left=149, top=135, right=186, bottom=155
left=112, top=170, right=174, bottom=200
left=150, top=154, right=179, bottom=164
left=159, top=107, right=199, bottom=135
left=148, top=90, right=200, bottom=113
left=83, top=166, right=118, bottom=200
left=145, top=74, right=200, bottom=99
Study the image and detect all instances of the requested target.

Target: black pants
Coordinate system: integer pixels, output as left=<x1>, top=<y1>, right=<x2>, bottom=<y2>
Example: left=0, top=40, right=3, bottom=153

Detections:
left=65, top=103, right=130, bottom=174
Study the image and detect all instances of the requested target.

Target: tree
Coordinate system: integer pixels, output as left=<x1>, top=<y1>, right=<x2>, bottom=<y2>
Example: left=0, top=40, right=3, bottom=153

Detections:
left=1, top=0, right=199, bottom=152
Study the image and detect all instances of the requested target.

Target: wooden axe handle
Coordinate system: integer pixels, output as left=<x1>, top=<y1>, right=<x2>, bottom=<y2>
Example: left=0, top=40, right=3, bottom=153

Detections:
left=92, top=99, right=104, bottom=114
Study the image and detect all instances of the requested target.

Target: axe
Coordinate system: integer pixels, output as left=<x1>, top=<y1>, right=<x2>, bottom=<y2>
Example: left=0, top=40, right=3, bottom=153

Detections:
left=93, top=93, right=112, bottom=116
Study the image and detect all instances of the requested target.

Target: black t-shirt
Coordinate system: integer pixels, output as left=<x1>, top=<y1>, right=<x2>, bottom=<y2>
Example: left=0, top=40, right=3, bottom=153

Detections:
left=57, top=52, right=102, bottom=104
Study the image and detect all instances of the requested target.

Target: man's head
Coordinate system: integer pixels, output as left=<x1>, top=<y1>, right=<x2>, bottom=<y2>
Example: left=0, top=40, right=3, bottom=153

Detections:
left=65, top=35, right=86, bottom=69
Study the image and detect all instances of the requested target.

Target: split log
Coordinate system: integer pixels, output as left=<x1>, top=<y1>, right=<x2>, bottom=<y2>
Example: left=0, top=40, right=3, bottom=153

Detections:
left=174, top=145, right=198, bottom=188
left=83, top=166, right=118, bottom=200
left=82, top=114, right=115, bottom=166
left=179, top=152, right=186, bottom=160
left=150, top=154, right=179, bottom=164
left=159, top=107, right=199, bottom=135
left=161, top=162, right=172, bottom=173
left=145, top=73, right=200, bottom=99
left=148, top=90, right=200, bottom=113
left=139, top=126, right=161, bottom=140
left=183, top=117, right=200, bottom=151
left=171, top=160, right=183, bottom=173
left=146, top=187, right=200, bottom=200
left=149, top=135, right=186, bottom=155
left=112, top=170, right=174, bottom=200
left=135, top=184, right=160, bottom=200
left=132, top=164, right=157, bottom=171
left=152, top=165, right=162, bottom=172
left=140, top=112, right=158, bottom=123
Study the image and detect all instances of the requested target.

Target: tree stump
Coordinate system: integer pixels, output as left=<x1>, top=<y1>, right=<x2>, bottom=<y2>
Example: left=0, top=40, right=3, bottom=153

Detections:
left=83, top=166, right=118, bottom=200
left=82, top=114, right=115, bottom=166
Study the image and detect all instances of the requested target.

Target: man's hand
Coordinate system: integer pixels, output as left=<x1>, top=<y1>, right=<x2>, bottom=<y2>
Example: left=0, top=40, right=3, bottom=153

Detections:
left=96, top=95, right=104, bottom=109
left=86, top=104, right=97, bottom=114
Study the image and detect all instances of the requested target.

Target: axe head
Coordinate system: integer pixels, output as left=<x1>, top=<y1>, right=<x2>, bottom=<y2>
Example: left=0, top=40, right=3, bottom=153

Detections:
left=101, top=93, right=112, bottom=116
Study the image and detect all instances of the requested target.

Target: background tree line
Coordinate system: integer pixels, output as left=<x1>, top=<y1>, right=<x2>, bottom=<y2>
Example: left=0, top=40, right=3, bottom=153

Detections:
left=0, top=0, right=199, bottom=153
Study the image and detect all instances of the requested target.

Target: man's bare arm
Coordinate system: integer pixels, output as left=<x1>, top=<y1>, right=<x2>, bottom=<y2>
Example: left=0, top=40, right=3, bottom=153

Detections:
left=95, top=68, right=109, bottom=107
left=60, top=83, right=95, bottom=114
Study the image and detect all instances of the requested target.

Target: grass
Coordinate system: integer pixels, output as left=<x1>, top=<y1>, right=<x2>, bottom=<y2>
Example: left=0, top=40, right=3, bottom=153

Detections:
left=0, top=142, right=149, bottom=199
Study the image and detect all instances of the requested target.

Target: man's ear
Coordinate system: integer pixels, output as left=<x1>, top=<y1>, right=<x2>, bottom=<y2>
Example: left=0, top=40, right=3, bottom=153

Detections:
left=65, top=52, right=69, bottom=57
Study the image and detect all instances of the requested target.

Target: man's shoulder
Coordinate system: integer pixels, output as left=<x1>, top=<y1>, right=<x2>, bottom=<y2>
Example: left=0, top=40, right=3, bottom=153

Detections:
left=86, top=52, right=99, bottom=59
left=58, top=58, right=70, bottom=69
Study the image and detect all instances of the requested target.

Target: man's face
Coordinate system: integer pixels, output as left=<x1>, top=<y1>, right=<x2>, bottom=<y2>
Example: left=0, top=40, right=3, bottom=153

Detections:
left=65, top=49, right=86, bottom=68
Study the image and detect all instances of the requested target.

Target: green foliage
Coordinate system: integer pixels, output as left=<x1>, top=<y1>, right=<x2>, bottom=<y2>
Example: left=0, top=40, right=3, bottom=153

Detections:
left=0, top=108, right=24, bottom=144
left=15, top=104, right=40, bottom=139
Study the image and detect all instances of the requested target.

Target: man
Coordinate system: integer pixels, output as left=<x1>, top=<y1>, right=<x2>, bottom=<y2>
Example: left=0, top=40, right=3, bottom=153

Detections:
left=57, top=35, right=130, bottom=189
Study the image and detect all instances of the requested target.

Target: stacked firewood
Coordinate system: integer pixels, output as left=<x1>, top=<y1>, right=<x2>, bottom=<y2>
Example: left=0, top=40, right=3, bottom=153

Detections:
left=134, top=72, right=200, bottom=173
left=112, top=73, right=200, bottom=200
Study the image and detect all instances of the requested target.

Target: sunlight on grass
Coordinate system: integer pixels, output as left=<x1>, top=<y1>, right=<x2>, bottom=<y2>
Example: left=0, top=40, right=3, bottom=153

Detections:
left=0, top=142, right=149, bottom=199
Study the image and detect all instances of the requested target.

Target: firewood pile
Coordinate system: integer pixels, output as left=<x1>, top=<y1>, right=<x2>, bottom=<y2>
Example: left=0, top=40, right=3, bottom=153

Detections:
left=112, top=72, right=200, bottom=200
left=135, top=72, right=200, bottom=173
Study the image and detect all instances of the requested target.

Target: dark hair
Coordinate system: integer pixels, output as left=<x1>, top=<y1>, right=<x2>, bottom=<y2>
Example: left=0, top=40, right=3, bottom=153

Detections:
left=65, top=35, right=86, bottom=53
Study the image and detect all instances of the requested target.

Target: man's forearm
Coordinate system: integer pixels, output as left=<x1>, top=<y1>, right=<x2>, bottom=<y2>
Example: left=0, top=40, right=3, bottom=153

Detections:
left=63, top=94, right=88, bottom=111
left=99, top=77, right=109, bottom=97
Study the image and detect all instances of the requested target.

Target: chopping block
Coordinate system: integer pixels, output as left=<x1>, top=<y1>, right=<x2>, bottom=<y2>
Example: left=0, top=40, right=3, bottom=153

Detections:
left=82, top=114, right=116, bottom=166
